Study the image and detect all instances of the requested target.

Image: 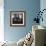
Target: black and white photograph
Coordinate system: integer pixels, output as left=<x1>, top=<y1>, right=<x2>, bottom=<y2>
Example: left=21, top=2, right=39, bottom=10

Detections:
left=10, top=11, right=26, bottom=26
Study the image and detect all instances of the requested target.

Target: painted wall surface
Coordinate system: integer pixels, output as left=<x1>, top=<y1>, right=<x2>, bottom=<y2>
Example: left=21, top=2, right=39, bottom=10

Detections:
left=4, top=0, right=40, bottom=42
left=40, top=0, right=46, bottom=27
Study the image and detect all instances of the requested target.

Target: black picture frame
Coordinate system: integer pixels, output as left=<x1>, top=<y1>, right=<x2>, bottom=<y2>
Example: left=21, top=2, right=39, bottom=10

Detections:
left=10, top=11, right=26, bottom=27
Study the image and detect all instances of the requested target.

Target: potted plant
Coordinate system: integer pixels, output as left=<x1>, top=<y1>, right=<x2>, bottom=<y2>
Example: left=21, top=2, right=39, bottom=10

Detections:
left=33, top=9, right=46, bottom=24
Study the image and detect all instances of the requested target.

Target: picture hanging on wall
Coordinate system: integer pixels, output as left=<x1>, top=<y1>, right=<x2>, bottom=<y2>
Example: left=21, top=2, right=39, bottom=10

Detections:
left=10, top=11, right=26, bottom=27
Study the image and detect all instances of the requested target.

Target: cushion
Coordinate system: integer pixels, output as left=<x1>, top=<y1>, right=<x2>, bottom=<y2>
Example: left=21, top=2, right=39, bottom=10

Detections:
left=17, top=37, right=25, bottom=46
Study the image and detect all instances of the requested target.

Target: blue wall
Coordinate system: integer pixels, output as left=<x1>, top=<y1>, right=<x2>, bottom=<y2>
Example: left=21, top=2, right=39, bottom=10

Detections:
left=40, top=0, right=46, bottom=27
left=4, top=0, right=40, bottom=42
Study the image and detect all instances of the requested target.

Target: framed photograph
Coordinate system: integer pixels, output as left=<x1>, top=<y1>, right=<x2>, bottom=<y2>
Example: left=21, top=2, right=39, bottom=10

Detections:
left=10, top=11, right=26, bottom=26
